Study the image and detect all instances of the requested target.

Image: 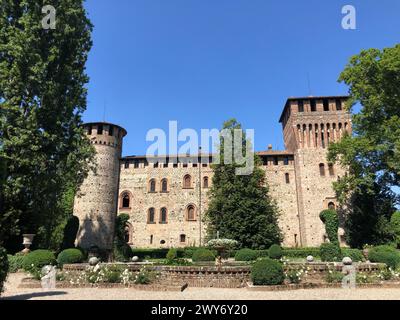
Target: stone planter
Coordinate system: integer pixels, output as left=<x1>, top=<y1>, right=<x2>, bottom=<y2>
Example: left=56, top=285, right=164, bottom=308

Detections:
left=22, top=234, right=35, bottom=254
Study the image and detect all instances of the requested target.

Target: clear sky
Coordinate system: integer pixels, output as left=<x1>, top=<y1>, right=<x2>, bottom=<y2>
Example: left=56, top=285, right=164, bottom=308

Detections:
left=83, top=0, right=400, bottom=157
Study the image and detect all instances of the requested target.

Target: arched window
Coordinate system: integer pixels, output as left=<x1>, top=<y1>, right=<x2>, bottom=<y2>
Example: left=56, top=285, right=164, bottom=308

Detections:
left=319, top=163, right=325, bottom=177
left=149, top=179, right=156, bottom=192
left=160, top=207, right=167, bottom=224
left=285, top=173, right=290, bottom=184
left=183, top=175, right=192, bottom=189
left=328, top=163, right=335, bottom=176
left=180, top=234, right=186, bottom=243
left=122, top=193, right=130, bottom=208
left=186, top=205, right=196, bottom=221
left=148, top=208, right=155, bottom=224
left=203, top=176, right=209, bottom=188
left=328, top=202, right=336, bottom=210
left=124, top=222, right=133, bottom=244
left=161, top=179, right=168, bottom=192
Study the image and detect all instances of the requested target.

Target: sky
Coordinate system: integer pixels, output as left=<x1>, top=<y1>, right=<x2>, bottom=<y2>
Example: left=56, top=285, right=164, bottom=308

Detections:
left=83, top=0, right=400, bottom=157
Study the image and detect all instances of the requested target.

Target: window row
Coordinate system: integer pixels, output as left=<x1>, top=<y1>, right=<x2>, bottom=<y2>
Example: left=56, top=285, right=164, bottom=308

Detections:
left=297, top=99, right=343, bottom=113
left=319, top=163, right=335, bottom=177
left=148, top=234, right=187, bottom=245
left=123, top=160, right=211, bottom=169
left=148, top=175, right=209, bottom=192
left=146, top=205, right=197, bottom=224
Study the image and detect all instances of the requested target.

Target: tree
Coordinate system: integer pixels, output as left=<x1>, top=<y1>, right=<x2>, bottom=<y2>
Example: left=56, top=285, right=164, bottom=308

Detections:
left=0, top=1, right=95, bottom=247
left=205, top=119, right=282, bottom=249
left=390, top=211, right=400, bottom=248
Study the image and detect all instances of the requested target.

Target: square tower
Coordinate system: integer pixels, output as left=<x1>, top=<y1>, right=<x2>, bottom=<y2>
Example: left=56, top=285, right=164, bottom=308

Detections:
left=279, top=96, right=352, bottom=246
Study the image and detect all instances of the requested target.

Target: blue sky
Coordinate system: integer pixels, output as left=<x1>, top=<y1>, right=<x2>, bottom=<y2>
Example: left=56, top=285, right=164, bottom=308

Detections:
left=83, top=0, right=400, bottom=157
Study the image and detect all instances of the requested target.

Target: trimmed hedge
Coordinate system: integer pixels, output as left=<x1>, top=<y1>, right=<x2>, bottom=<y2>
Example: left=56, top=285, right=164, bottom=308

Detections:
left=268, top=244, right=283, bottom=260
left=342, top=248, right=364, bottom=262
left=166, top=248, right=178, bottom=261
left=235, top=249, right=258, bottom=261
left=0, top=247, right=9, bottom=295
left=7, top=255, right=25, bottom=273
left=192, top=248, right=216, bottom=262
left=368, top=245, right=400, bottom=269
left=282, top=248, right=320, bottom=258
left=251, top=258, right=284, bottom=285
left=57, top=248, right=84, bottom=267
left=22, top=250, right=56, bottom=272
left=320, top=243, right=342, bottom=262
left=319, top=209, right=339, bottom=244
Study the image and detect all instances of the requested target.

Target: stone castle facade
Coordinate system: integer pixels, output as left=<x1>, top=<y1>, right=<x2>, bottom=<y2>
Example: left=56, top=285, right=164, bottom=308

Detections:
left=73, top=96, right=352, bottom=250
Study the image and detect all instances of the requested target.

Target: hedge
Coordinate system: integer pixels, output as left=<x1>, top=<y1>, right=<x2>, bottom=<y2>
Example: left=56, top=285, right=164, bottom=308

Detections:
left=57, top=248, right=84, bottom=267
left=192, top=248, right=216, bottom=262
left=7, top=255, right=25, bottom=273
left=22, top=250, right=56, bottom=272
left=235, top=249, right=258, bottom=261
left=368, top=245, right=400, bottom=269
left=341, top=248, right=364, bottom=262
left=320, top=243, right=342, bottom=262
left=251, top=258, right=284, bottom=286
left=0, top=247, right=9, bottom=295
left=282, top=248, right=320, bottom=258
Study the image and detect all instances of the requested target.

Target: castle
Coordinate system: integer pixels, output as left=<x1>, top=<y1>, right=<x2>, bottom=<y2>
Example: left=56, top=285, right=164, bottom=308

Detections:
left=73, top=96, right=352, bottom=251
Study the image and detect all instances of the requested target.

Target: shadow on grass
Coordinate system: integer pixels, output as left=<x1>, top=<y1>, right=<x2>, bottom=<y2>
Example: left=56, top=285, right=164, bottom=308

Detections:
left=1, top=291, right=68, bottom=300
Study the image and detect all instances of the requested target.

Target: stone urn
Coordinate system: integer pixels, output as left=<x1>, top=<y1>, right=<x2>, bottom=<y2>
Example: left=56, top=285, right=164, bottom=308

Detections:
left=362, top=248, right=369, bottom=261
left=22, top=234, right=35, bottom=254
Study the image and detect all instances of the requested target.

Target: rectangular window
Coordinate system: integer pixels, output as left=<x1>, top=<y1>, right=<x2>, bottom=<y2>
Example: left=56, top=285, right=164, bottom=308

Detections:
left=124, top=161, right=129, bottom=169
left=134, top=161, right=139, bottom=168
left=336, top=99, right=342, bottom=111
left=284, top=157, right=289, bottom=165
left=274, top=157, right=279, bottom=166
left=173, top=163, right=178, bottom=168
left=202, top=163, right=208, bottom=167
left=323, top=99, right=329, bottom=111
left=310, top=100, right=317, bottom=112
left=108, top=125, right=114, bottom=136
left=97, top=124, right=103, bottom=135
left=298, top=100, right=304, bottom=112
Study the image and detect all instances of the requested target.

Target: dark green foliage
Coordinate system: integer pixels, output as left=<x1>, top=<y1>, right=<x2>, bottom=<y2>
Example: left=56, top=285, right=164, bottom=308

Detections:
left=319, top=210, right=339, bottom=245
left=282, top=248, right=320, bottom=258
left=391, top=211, right=400, bottom=248
left=320, top=243, right=342, bottom=262
left=7, top=254, right=25, bottom=273
left=57, top=248, right=84, bottom=267
left=166, top=248, right=178, bottom=261
left=268, top=244, right=283, bottom=260
left=0, top=0, right=95, bottom=248
left=206, top=119, right=282, bottom=249
left=61, top=216, right=80, bottom=251
left=343, top=182, right=396, bottom=248
left=341, top=248, right=364, bottom=262
left=192, top=248, right=216, bottom=262
left=22, top=250, right=56, bottom=272
left=235, top=249, right=258, bottom=261
left=0, top=247, right=9, bottom=295
left=368, top=245, right=400, bottom=269
left=251, top=258, right=284, bottom=286
left=113, top=214, right=133, bottom=262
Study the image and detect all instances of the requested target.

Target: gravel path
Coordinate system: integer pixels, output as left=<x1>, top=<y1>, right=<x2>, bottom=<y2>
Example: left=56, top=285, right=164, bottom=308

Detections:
left=3, top=273, right=400, bottom=300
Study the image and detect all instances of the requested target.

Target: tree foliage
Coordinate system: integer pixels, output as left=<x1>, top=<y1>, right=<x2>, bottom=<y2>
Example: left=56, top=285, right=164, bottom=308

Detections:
left=205, top=119, right=282, bottom=249
left=0, top=1, right=95, bottom=247
left=319, top=209, right=339, bottom=245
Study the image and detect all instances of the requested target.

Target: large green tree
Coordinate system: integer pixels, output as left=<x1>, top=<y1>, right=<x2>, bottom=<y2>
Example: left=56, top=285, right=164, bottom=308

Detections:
left=328, top=44, right=400, bottom=246
left=205, top=119, right=282, bottom=249
left=0, top=0, right=95, bottom=248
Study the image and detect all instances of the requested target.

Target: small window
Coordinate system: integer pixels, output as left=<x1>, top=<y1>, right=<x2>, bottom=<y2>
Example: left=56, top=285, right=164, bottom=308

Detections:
left=298, top=100, right=304, bottom=112
left=173, top=163, right=178, bottom=168
left=273, top=157, right=279, bottom=166
left=193, top=163, right=198, bottom=168
left=150, top=235, right=153, bottom=244
left=148, top=208, right=155, bottom=223
left=160, top=240, right=166, bottom=245
left=285, top=173, right=290, bottom=184
left=310, top=100, right=317, bottom=112
left=108, top=125, right=114, bottom=136
left=202, top=163, right=208, bottom=167
left=284, top=157, right=289, bottom=166
left=328, top=202, right=336, bottom=210
left=149, top=179, right=156, bottom=192
left=134, top=161, right=139, bottom=168
left=323, top=99, right=329, bottom=111
left=328, top=163, right=335, bottom=176
left=186, top=205, right=196, bottom=221
left=161, top=179, right=168, bottom=192
left=122, top=193, right=130, bottom=208
left=183, top=163, right=188, bottom=168
left=319, top=163, right=326, bottom=177
left=203, top=176, right=209, bottom=188
left=160, top=208, right=167, bottom=224
left=183, top=175, right=192, bottom=188
left=180, top=234, right=186, bottom=243
left=87, top=125, right=92, bottom=135
left=336, top=99, right=342, bottom=111
left=124, top=161, right=130, bottom=169
left=154, top=162, right=159, bottom=168
left=163, top=163, right=168, bottom=168
left=97, top=124, right=103, bottom=135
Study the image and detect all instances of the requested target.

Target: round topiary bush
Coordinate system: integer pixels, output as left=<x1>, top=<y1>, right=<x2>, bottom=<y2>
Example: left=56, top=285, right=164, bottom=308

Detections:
left=166, top=248, right=178, bottom=261
left=192, top=248, right=215, bottom=262
left=0, top=247, right=9, bottom=296
left=320, top=243, right=342, bottom=262
left=57, top=248, right=84, bottom=267
left=268, top=244, right=283, bottom=260
left=251, top=258, right=284, bottom=285
left=22, top=249, right=56, bottom=272
left=368, top=245, right=400, bottom=269
left=235, top=248, right=258, bottom=261
left=341, top=248, right=364, bottom=263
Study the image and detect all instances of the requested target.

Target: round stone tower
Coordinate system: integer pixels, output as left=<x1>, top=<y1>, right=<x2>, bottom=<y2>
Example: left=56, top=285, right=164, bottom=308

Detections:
left=73, top=122, right=127, bottom=254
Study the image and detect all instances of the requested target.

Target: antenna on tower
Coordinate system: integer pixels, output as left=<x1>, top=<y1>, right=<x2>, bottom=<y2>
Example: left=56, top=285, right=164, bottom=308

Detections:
left=307, top=72, right=312, bottom=96
left=103, top=99, right=107, bottom=122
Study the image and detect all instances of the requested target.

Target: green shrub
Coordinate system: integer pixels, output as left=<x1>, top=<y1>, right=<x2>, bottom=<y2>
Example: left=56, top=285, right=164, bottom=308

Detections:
left=325, top=269, right=344, bottom=283
left=342, top=248, right=364, bottom=262
left=368, top=245, right=400, bottom=269
left=103, top=265, right=123, bottom=283
left=235, top=249, right=258, bottom=261
left=251, top=258, right=284, bottom=285
left=192, top=248, right=215, bottom=262
left=268, top=244, right=283, bottom=260
left=391, top=211, right=400, bottom=248
left=166, top=248, right=178, bottom=261
left=7, top=255, right=25, bottom=273
left=320, top=243, right=342, bottom=262
left=22, top=250, right=56, bottom=272
left=0, top=247, right=9, bottom=295
left=113, top=214, right=133, bottom=262
left=282, top=248, right=320, bottom=258
left=57, top=248, right=84, bottom=267
left=319, top=209, right=339, bottom=244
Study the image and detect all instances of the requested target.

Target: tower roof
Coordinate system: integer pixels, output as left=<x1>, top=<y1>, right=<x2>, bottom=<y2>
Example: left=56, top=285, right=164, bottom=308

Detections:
left=84, top=121, right=127, bottom=137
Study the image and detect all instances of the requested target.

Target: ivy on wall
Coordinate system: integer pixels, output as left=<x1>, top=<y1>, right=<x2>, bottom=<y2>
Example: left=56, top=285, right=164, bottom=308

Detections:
left=320, top=209, right=339, bottom=245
